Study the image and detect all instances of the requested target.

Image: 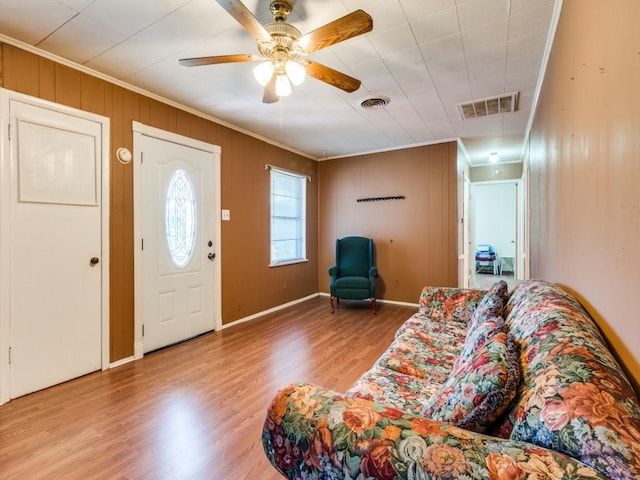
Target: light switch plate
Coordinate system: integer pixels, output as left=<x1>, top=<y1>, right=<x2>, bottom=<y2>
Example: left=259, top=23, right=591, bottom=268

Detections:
left=222, top=209, right=230, bottom=221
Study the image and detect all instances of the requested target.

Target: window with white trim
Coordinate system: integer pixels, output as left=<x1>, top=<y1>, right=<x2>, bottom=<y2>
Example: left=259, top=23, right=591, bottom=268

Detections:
left=270, top=168, right=306, bottom=266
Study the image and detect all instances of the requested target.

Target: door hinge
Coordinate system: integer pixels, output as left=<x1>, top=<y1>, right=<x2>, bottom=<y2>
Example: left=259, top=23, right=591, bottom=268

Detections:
left=140, top=152, right=143, bottom=164
left=8, top=347, right=12, bottom=365
left=141, top=238, right=144, bottom=250
left=142, top=324, right=145, bottom=337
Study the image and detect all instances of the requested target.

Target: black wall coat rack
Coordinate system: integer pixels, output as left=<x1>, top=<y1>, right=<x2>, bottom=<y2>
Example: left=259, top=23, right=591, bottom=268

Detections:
left=357, top=195, right=405, bottom=203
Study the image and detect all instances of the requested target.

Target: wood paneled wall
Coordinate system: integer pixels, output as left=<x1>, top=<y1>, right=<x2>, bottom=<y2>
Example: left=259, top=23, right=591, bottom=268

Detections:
left=527, top=0, right=640, bottom=392
left=318, top=142, right=458, bottom=303
left=0, top=44, right=318, bottom=363
left=470, top=162, right=523, bottom=183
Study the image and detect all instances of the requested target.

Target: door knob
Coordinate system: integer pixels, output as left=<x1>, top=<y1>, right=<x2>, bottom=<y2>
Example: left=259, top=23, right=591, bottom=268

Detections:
left=208, top=253, right=216, bottom=261
left=90, top=257, right=100, bottom=266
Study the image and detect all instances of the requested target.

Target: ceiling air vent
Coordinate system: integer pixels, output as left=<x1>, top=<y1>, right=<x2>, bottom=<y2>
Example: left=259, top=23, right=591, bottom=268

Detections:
left=361, top=96, right=390, bottom=109
left=456, top=92, right=519, bottom=120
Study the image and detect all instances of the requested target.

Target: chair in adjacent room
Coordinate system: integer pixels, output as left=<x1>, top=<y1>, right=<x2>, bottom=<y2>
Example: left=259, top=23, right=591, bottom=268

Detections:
left=328, top=236, right=378, bottom=313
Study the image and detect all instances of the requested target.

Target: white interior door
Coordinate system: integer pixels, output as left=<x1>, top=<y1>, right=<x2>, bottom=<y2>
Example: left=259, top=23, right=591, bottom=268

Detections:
left=137, top=131, right=218, bottom=353
left=6, top=99, right=105, bottom=399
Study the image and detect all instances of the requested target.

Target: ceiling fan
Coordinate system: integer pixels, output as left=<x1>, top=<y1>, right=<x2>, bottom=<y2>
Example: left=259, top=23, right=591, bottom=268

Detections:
left=179, top=0, right=373, bottom=103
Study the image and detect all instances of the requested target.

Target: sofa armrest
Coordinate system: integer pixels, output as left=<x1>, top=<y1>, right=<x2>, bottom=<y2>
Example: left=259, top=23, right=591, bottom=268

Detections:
left=418, top=286, right=487, bottom=322
left=262, top=383, right=604, bottom=479
left=369, top=266, right=378, bottom=279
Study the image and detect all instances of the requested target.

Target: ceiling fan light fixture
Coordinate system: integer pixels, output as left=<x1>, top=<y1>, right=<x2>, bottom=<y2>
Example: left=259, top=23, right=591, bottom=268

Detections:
left=275, top=74, right=292, bottom=96
left=285, top=60, right=306, bottom=86
left=253, top=61, right=274, bottom=86
left=179, top=1, right=372, bottom=103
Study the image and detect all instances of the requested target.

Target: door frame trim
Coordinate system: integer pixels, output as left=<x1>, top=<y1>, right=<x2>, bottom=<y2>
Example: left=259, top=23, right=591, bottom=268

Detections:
left=469, top=179, right=523, bottom=280
left=132, top=121, right=222, bottom=359
left=0, top=88, right=110, bottom=405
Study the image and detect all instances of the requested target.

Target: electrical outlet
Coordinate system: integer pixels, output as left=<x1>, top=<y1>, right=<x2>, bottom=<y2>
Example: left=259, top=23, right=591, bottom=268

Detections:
left=222, top=209, right=230, bottom=221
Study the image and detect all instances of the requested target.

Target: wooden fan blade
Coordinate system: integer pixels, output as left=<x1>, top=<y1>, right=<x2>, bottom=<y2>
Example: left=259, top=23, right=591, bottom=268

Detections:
left=304, top=61, right=361, bottom=93
left=263, top=72, right=279, bottom=104
left=216, top=0, right=272, bottom=43
left=179, top=54, right=260, bottom=67
left=297, top=10, right=372, bottom=54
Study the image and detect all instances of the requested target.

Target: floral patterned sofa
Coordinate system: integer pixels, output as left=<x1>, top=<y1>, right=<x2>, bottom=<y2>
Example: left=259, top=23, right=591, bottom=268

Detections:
left=262, top=280, right=640, bottom=479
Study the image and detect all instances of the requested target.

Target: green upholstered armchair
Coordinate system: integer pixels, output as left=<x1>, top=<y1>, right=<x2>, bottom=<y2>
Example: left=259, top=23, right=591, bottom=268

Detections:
left=328, top=236, right=378, bottom=313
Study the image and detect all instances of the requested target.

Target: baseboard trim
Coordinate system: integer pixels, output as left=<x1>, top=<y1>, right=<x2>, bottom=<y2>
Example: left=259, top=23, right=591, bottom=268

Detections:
left=318, top=291, right=418, bottom=308
left=221, top=293, right=320, bottom=330
left=379, top=298, right=419, bottom=308
left=110, top=356, right=135, bottom=369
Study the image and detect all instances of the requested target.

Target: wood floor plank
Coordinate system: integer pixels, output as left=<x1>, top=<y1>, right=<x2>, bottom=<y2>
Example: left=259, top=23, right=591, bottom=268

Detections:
left=0, top=296, right=414, bottom=480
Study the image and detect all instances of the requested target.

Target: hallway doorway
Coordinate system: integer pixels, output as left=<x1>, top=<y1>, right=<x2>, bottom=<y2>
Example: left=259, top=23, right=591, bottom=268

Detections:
left=469, top=180, right=524, bottom=290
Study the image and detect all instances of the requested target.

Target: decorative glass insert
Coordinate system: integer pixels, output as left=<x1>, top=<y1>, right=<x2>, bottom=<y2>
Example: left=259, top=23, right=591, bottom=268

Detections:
left=165, top=168, right=196, bottom=267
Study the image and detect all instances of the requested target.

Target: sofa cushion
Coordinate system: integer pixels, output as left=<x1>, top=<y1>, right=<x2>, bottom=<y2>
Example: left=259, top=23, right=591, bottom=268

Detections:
left=429, top=281, right=507, bottom=373
left=418, top=286, right=486, bottom=323
left=380, top=313, right=468, bottom=382
left=394, top=311, right=468, bottom=339
left=421, top=331, right=520, bottom=433
left=378, top=330, right=458, bottom=383
left=334, top=276, right=371, bottom=289
left=346, top=365, right=441, bottom=415
left=501, top=280, right=640, bottom=480
left=468, top=280, right=508, bottom=331
left=457, top=314, right=506, bottom=365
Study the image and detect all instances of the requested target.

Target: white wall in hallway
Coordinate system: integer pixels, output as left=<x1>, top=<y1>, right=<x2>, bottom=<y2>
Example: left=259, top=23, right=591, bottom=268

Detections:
left=474, top=182, right=516, bottom=270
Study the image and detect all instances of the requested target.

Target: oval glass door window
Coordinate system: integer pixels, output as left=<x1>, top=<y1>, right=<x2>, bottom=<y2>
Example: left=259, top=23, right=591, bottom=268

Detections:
left=165, top=168, right=196, bottom=267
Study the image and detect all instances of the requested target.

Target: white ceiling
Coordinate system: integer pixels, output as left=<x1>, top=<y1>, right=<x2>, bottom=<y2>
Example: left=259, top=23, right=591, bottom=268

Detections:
left=0, top=0, right=559, bottom=165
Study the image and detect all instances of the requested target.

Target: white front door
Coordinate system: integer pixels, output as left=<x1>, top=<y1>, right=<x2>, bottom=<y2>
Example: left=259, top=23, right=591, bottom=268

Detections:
left=136, top=128, right=219, bottom=353
left=4, top=98, right=107, bottom=399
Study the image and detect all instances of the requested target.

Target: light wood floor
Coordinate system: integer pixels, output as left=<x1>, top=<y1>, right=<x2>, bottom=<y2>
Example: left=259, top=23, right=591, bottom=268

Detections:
left=0, top=296, right=414, bottom=480
left=472, top=272, right=521, bottom=291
